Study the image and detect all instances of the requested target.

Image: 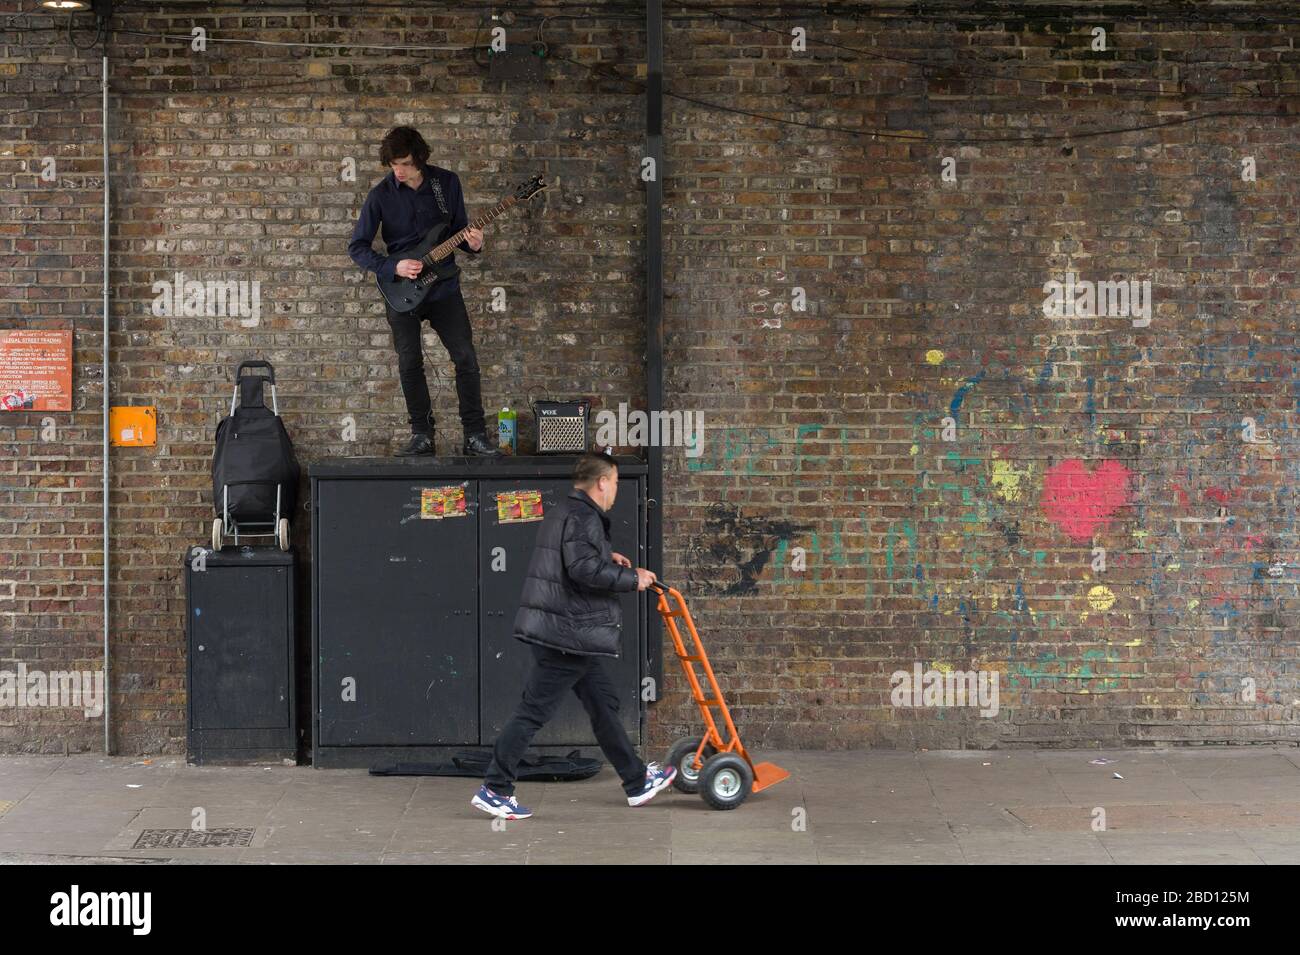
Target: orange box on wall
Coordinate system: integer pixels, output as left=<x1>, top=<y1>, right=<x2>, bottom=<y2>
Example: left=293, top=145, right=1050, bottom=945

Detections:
left=109, top=406, right=157, bottom=446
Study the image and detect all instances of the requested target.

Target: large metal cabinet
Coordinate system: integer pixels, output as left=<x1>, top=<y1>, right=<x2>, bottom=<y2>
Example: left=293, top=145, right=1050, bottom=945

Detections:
left=185, top=545, right=296, bottom=764
left=310, top=456, right=648, bottom=768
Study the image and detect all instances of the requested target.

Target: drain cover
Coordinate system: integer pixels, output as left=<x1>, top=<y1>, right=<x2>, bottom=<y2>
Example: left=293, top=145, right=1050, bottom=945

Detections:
left=133, top=828, right=256, bottom=849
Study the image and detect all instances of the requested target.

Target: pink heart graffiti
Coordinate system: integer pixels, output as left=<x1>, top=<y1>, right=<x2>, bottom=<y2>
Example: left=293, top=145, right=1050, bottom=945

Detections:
left=1040, top=459, right=1133, bottom=541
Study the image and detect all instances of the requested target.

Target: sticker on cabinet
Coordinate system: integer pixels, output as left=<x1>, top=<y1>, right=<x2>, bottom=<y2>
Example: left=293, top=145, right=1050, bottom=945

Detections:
left=496, top=489, right=544, bottom=524
left=421, top=485, right=469, bottom=519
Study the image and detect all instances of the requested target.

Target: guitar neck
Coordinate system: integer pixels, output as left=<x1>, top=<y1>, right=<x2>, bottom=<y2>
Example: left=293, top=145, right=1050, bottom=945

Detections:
left=425, top=196, right=519, bottom=263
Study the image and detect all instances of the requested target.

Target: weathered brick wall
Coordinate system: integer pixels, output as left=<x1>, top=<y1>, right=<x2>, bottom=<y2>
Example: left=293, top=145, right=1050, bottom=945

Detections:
left=1, top=0, right=1296, bottom=755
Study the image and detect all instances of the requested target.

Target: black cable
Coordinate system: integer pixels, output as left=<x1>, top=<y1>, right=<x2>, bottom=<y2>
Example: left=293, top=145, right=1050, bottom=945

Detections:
left=662, top=2, right=1300, bottom=26
left=110, top=26, right=462, bottom=51
left=539, top=39, right=1293, bottom=147
left=419, top=330, right=451, bottom=449
left=66, top=11, right=105, bottom=51
left=110, top=0, right=647, bottom=11
left=13, top=14, right=1296, bottom=150
left=472, top=9, right=488, bottom=71
left=103, top=7, right=1300, bottom=104
left=670, top=0, right=1298, bottom=101
left=29, top=12, right=1295, bottom=112
left=103, top=0, right=1300, bottom=21
left=665, top=91, right=1288, bottom=145
left=32, top=0, right=1300, bottom=27
left=92, top=36, right=465, bottom=96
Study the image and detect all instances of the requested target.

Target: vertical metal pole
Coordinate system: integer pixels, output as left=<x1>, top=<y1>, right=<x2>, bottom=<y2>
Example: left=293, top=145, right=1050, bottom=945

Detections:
left=645, top=0, right=664, bottom=696
left=101, top=54, right=111, bottom=755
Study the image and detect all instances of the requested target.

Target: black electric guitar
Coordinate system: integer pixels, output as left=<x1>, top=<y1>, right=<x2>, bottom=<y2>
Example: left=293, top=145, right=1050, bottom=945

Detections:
left=375, top=174, right=546, bottom=313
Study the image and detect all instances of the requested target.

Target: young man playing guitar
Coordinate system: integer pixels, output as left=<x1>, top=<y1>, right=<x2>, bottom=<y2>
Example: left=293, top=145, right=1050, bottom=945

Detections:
left=349, top=126, right=503, bottom=457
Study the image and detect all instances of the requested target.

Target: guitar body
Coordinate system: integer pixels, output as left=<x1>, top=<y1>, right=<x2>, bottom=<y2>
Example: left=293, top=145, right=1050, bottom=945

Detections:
left=374, top=222, right=462, bottom=314
left=370, top=174, right=546, bottom=314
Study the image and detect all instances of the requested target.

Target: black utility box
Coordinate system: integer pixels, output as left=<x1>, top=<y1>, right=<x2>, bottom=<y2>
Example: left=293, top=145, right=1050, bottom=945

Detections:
left=309, top=456, right=651, bottom=769
left=184, top=544, right=297, bottom=764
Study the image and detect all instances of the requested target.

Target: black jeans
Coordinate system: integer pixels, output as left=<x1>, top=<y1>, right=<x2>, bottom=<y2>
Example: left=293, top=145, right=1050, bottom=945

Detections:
left=484, top=642, right=647, bottom=797
left=384, top=286, right=486, bottom=436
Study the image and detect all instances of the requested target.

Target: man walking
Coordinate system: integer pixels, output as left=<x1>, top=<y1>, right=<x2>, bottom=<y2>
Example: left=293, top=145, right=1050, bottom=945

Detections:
left=472, top=452, right=676, bottom=819
left=348, top=125, right=502, bottom=457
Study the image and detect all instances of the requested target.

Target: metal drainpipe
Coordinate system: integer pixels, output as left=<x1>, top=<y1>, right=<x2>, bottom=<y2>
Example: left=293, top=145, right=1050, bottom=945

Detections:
left=645, top=0, right=664, bottom=696
left=101, top=54, right=111, bottom=755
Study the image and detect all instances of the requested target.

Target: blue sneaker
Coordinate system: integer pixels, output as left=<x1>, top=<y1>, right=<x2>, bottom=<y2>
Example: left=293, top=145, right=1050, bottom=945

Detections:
left=627, top=761, right=677, bottom=806
left=471, top=784, right=533, bottom=820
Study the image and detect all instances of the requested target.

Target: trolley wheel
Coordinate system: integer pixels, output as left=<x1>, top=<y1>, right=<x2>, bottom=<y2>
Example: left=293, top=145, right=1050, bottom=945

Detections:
left=666, top=737, right=716, bottom=794
left=211, top=518, right=224, bottom=552
left=277, top=518, right=290, bottom=551
left=699, top=753, right=754, bottom=810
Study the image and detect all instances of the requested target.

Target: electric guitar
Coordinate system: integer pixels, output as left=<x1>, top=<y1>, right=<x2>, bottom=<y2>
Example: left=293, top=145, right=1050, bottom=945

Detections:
left=375, top=174, right=546, bottom=313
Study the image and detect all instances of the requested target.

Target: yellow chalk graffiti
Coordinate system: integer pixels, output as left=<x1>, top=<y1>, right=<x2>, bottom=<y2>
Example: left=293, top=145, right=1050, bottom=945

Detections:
left=1087, top=585, right=1116, bottom=612
left=990, top=459, right=1033, bottom=502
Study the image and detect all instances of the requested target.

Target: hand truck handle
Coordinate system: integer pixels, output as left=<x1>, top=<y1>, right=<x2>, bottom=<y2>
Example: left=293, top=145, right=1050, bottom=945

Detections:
left=236, top=360, right=275, bottom=383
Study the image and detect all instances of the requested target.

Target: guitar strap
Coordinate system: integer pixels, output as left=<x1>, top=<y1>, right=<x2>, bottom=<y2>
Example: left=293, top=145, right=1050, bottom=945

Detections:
left=428, top=176, right=450, bottom=218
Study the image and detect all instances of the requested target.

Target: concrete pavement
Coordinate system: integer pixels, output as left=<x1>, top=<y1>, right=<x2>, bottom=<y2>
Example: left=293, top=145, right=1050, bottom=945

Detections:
left=0, top=747, right=1297, bottom=864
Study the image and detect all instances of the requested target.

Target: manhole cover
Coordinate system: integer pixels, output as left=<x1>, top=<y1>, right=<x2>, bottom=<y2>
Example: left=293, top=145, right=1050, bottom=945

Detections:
left=133, top=828, right=256, bottom=849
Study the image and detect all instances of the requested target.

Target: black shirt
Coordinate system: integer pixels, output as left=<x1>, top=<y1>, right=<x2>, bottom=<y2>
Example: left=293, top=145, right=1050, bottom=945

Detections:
left=348, top=162, right=480, bottom=301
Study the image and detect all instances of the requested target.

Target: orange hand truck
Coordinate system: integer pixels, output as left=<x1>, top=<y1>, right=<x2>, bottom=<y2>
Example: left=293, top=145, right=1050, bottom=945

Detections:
left=649, top=581, right=791, bottom=809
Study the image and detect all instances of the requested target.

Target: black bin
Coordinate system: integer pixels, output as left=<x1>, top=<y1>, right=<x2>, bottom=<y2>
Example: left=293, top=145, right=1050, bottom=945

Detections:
left=184, top=544, right=297, bottom=764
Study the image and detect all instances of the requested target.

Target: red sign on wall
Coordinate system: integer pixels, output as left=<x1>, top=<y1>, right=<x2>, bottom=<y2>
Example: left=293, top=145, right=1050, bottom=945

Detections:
left=0, top=330, right=73, bottom=411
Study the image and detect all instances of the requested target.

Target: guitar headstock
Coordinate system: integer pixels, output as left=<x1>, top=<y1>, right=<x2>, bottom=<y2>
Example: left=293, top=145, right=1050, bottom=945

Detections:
left=514, top=175, right=547, bottom=202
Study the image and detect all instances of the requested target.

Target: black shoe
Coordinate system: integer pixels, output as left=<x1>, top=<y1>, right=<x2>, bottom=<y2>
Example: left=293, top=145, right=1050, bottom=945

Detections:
left=463, top=431, right=503, bottom=457
left=396, top=431, right=435, bottom=456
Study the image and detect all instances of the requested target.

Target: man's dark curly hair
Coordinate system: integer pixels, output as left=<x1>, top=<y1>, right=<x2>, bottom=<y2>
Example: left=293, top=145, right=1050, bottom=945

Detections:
left=379, top=126, right=430, bottom=167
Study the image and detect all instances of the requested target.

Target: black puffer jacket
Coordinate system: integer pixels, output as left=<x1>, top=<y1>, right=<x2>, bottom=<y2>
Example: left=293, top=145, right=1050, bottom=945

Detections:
left=513, top=488, right=638, bottom=657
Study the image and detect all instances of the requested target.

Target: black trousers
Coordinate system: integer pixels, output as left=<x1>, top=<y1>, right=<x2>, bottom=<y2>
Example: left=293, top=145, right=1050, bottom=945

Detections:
left=384, top=286, right=486, bottom=436
left=484, top=642, right=647, bottom=797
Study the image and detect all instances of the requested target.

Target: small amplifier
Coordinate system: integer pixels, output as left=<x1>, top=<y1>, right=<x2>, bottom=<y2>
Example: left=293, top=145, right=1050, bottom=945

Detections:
left=532, top=399, right=590, bottom=454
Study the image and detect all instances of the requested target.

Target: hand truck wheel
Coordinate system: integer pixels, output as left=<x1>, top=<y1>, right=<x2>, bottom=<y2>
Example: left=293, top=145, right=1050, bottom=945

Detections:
left=278, top=518, right=290, bottom=551
left=699, top=753, right=754, bottom=810
left=211, top=518, right=224, bottom=552
left=666, top=737, right=717, bottom=794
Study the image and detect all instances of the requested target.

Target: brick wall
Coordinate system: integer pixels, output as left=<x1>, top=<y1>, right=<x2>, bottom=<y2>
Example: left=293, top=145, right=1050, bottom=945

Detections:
left=1, top=0, right=1297, bottom=755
